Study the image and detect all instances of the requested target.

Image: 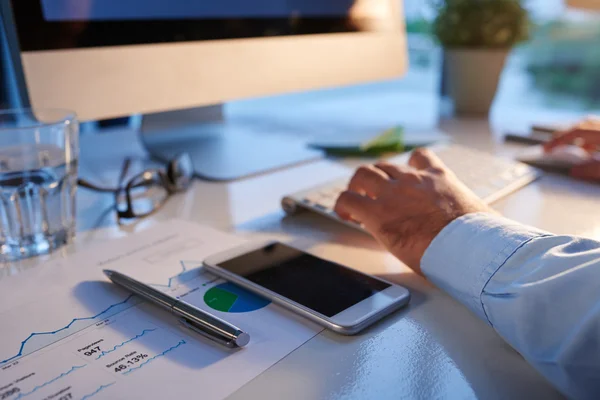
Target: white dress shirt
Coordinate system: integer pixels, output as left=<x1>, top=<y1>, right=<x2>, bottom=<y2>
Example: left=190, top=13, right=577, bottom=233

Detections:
left=421, top=213, right=600, bottom=399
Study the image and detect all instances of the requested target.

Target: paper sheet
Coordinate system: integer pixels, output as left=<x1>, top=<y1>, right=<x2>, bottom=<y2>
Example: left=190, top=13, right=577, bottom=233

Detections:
left=0, top=221, right=322, bottom=400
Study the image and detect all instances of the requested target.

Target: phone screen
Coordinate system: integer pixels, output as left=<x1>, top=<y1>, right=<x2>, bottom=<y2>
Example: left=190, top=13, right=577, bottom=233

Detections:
left=216, top=243, right=390, bottom=317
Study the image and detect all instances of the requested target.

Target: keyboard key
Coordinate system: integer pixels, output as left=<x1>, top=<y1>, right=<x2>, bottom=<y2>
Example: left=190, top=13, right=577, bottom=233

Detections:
left=491, top=178, right=508, bottom=188
left=512, top=164, right=532, bottom=177
left=314, top=203, right=331, bottom=212
left=305, top=194, right=323, bottom=204
left=316, top=196, right=337, bottom=210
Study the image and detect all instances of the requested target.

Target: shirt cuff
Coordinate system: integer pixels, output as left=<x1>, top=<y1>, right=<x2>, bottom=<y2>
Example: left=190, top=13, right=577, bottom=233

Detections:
left=421, top=212, right=548, bottom=322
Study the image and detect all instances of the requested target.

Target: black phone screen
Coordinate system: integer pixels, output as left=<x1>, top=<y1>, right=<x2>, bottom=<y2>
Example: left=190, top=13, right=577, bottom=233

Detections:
left=216, top=243, right=390, bottom=317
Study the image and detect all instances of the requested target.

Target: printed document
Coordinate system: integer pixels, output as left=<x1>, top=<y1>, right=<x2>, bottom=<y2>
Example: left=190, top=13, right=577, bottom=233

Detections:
left=0, top=221, right=321, bottom=400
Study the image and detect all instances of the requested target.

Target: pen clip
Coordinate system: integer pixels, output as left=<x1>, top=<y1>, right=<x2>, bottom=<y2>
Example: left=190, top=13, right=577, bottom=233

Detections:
left=178, top=318, right=239, bottom=348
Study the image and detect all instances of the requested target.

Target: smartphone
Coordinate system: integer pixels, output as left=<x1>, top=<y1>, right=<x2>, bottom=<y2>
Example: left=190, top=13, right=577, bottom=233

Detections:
left=203, top=241, right=410, bottom=335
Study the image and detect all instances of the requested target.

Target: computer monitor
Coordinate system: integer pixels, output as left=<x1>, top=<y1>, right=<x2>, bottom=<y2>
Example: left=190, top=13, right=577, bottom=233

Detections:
left=2, top=0, right=407, bottom=180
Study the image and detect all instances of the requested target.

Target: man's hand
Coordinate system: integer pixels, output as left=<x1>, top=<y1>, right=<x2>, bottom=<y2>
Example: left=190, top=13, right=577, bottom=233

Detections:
left=334, top=149, right=492, bottom=274
left=544, top=119, right=600, bottom=181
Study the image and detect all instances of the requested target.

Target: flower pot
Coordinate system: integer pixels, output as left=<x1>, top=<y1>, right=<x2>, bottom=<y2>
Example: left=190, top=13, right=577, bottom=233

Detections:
left=445, top=49, right=509, bottom=115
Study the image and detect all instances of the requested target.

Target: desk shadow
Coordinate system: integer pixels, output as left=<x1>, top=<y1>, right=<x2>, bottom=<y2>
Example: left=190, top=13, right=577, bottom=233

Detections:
left=76, top=203, right=115, bottom=233
left=73, top=281, right=237, bottom=372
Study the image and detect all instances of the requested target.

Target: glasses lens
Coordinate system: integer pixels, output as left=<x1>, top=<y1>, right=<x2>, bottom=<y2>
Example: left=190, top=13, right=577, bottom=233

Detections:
left=167, top=153, right=194, bottom=191
left=117, top=171, right=168, bottom=217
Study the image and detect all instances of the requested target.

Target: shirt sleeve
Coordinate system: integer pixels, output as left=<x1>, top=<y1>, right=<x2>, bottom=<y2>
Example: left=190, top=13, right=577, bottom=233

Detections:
left=421, top=212, right=600, bottom=399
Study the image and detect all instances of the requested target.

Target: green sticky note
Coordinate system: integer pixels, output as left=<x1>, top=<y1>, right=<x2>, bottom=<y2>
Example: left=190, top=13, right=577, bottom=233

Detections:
left=309, top=126, right=405, bottom=156
left=360, top=126, right=404, bottom=153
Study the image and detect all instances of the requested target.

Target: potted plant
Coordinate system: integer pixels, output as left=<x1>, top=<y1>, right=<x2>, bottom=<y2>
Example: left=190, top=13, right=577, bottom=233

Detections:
left=433, top=0, right=530, bottom=115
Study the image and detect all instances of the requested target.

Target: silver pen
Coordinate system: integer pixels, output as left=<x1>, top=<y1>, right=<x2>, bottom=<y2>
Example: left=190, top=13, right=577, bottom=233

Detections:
left=103, top=269, right=250, bottom=348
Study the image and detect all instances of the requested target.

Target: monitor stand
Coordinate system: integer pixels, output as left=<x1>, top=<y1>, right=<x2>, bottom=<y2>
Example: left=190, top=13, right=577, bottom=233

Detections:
left=140, top=105, right=323, bottom=181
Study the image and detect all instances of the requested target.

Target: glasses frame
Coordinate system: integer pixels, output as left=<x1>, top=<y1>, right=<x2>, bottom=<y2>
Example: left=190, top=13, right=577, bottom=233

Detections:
left=78, top=154, right=192, bottom=220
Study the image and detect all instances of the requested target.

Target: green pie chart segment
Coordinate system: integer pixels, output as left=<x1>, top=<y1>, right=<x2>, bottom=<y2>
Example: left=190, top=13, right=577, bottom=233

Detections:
left=204, top=282, right=270, bottom=313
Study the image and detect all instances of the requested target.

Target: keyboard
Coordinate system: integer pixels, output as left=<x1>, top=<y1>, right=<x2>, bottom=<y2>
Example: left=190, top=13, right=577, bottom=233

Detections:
left=282, top=144, right=541, bottom=231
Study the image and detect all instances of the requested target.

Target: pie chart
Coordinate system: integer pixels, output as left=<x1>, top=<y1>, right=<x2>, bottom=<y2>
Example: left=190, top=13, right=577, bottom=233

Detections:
left=203, top=282, right=270, bottom=313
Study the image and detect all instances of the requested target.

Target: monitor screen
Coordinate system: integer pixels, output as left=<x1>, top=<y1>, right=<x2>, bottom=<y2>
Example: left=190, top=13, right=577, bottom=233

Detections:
left=41, top=0, right=356, bottom=21
left=11, top=0, right=380, bottom=51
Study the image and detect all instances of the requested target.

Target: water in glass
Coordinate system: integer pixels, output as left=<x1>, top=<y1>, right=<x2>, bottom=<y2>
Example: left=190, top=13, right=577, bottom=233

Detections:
left=0, top=110, right=78, bottom=262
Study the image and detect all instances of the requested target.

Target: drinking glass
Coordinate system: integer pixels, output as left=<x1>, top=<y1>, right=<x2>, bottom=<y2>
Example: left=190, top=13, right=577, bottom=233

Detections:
left=0, top=109, right=79, bottom=262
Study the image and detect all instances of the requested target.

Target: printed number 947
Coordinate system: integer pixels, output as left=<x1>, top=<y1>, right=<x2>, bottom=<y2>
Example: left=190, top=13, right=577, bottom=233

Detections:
left=84, top=347, right=101, bottom=357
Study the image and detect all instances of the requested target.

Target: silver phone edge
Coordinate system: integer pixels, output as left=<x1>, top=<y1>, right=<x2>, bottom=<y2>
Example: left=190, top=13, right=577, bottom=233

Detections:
left=202, top=261, right=410, bottom=335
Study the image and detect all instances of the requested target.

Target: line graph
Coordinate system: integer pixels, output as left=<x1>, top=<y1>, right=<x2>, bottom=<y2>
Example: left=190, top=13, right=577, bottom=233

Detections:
left=14, top=365, right=86, bottom=400
left=152, top=261, right=190, bottom=289
left=80, top=382, right=116, bottom=400
left=148, top=260, right=224, bottom=292
left=1, top=295, right=136, bottom=365
left=122, top=339, right=186, bottom=376
left=95, top=328, right=157, bottom=360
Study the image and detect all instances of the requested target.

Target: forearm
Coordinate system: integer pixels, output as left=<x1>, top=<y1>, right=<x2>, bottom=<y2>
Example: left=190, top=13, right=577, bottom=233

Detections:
left=421, top=213, right=600, bottom=399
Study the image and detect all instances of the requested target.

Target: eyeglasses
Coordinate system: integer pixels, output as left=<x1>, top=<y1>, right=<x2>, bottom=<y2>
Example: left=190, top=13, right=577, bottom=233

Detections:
left=78, top=153, right=193, bottom=219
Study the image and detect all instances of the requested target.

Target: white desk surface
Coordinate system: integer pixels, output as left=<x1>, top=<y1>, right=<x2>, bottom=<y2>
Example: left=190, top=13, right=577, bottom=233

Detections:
left=3, top=92, right=600, bottom=399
